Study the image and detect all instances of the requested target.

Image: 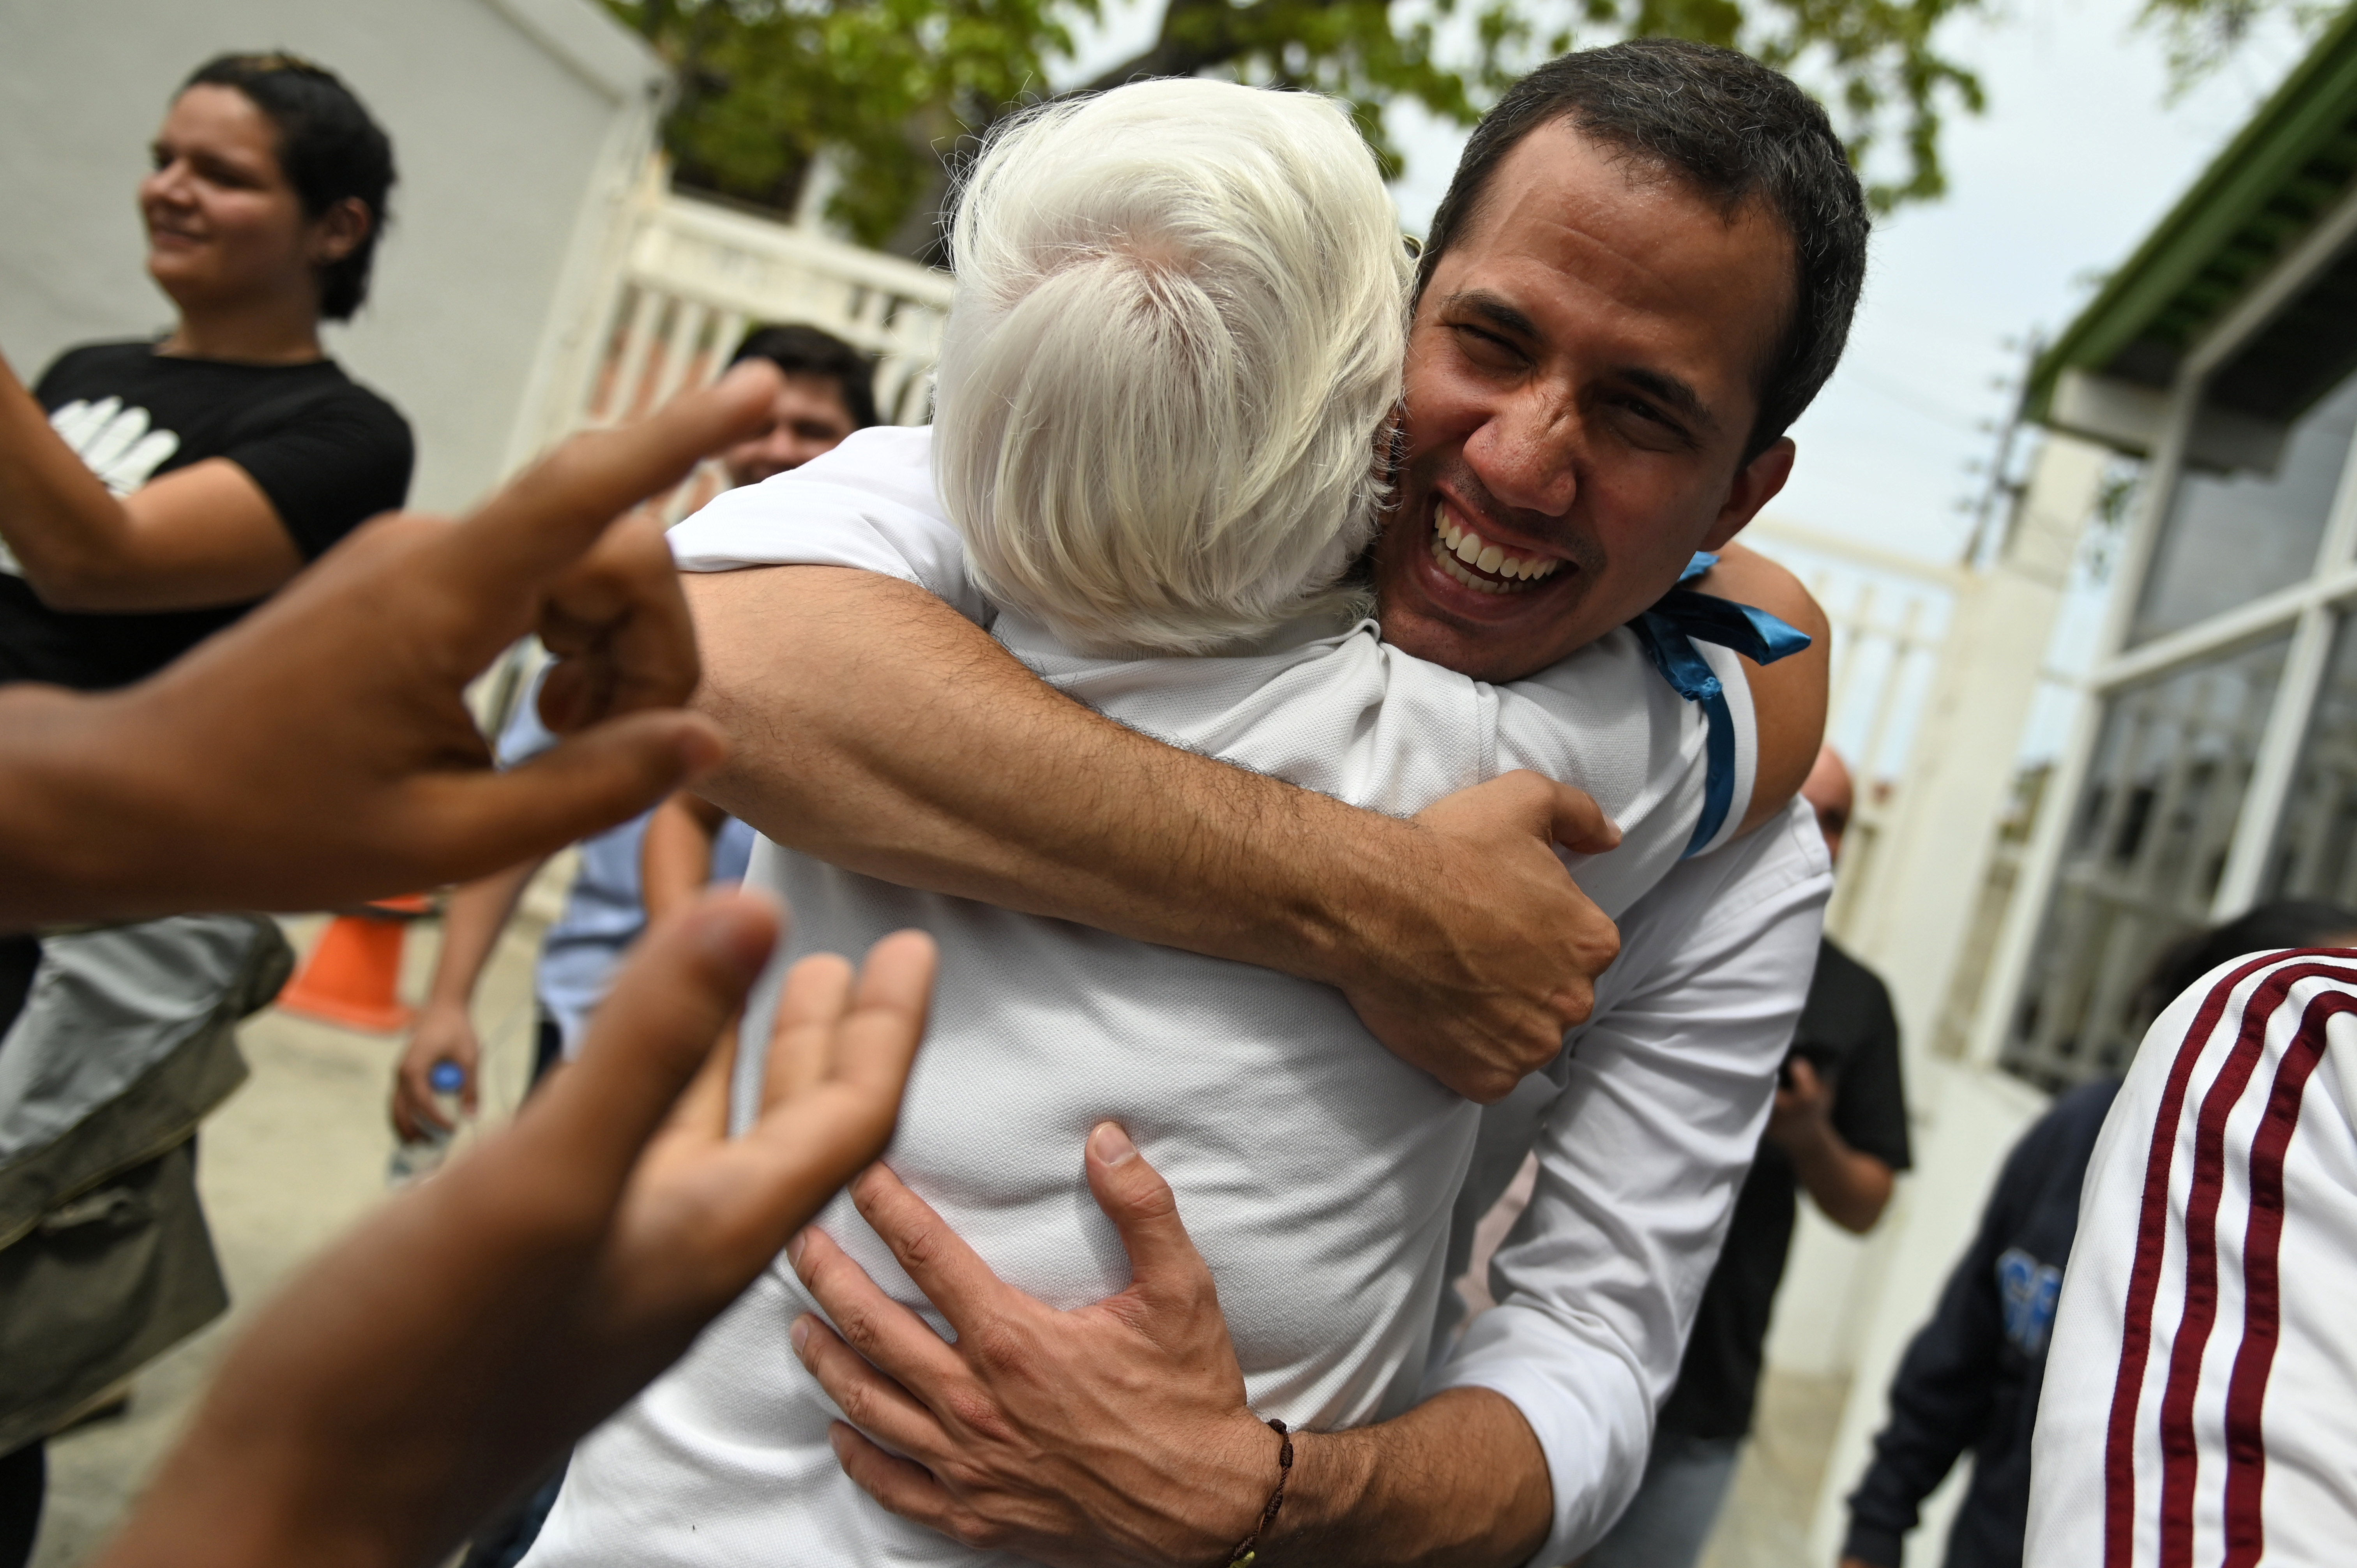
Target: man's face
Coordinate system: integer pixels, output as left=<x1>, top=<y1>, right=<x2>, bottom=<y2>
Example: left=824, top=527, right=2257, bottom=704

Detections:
left=721, top=372, right=859, bottom=486
left=1376, top=121, right=1801, bottom=683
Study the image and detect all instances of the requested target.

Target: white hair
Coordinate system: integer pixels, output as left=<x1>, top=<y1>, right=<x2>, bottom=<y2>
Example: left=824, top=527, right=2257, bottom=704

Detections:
left=932, top=79, right=1411, bottom=656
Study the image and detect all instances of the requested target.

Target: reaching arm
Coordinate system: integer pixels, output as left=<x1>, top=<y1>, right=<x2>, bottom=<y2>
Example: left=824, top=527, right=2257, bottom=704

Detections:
left=0, top=348, right=305, bottom=611
left=95, top=893, right=936, bottom=1568
left=0, top=365, right=783, bottom=930
left=687, top=565, right=1621, bottom=1103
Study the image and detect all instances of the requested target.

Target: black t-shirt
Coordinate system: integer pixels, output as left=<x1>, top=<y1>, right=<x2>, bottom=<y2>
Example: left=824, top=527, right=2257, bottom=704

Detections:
left=2, top=340, right=413, bottom=691
left=1659, top=937, right=1914, bottom=1439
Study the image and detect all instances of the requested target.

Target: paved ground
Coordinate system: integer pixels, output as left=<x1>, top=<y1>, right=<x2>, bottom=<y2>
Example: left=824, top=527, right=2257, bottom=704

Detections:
left=29, top=874, right=1845, bottom=1566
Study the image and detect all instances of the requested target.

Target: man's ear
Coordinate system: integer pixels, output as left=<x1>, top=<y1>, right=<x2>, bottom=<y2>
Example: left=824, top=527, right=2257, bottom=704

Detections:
left=1701, top=436, right=1796, bottom=552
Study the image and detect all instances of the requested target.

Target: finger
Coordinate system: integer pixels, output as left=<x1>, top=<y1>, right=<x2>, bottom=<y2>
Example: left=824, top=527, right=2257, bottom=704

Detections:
left=535, top=514, right=702, bottom=728
left=789, top=1225, right=970, bottom=1394
left=396, top=1062, right=452, bottom=1136
left=663, top=1012, right=744, bottom=1143
left=829, top=1422, right=971, bottom=1530
left=844, top=1164, right=1011, bottom=1331
left=399, top=710, right=726, bottom=882
left=792, top=1317, right=958, bottom=1463
left=827, top=931, right=937, bottom=1097
left=451, top=362, right=784, bottom=591
left=519, top=889, right=779, bottom=1196
left=1531, top=776, right=1620, bottom=854
left=1082, top=1121, right=1215, bottom=1306
left=763, top=953, right=857, bottom=1107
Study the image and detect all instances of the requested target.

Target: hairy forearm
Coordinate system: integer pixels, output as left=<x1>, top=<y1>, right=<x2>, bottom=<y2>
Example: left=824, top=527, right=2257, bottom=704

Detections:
left=1278, top=1389, right=1552, bottom=1567
left=686, top=566, right=1412, bottom=988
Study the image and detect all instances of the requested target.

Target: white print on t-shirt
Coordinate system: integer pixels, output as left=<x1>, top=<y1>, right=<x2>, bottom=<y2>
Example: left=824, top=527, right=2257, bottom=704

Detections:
left=0, top=399, right=184, bottom=580
left=51, top=398, right=182, bottom=495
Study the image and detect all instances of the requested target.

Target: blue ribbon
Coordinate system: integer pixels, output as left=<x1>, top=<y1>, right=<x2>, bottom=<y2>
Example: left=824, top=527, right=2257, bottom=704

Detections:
left=1630, top=553, right=1813, bottom=856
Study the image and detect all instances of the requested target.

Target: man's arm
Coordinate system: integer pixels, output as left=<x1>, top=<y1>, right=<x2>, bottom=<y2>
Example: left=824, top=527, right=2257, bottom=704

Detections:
left=786, top=803, right=1833, bottom=1567
left=391, top=860, right=544, bottom=1140
left=1764, top=1058, right=1894, bottom=1234
left=787, top=1133, right=1553, bottom=1568
left=1838, top=1158, right=2020, bottom=1568
left=688, top=565, right=1622, bottom=1103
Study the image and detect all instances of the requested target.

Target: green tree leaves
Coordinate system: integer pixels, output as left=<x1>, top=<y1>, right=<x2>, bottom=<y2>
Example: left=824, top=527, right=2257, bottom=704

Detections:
left=602, top=0, right=2315, bottom=253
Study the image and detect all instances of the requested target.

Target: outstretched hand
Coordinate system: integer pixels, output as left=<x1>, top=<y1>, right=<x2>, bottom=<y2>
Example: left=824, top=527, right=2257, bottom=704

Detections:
left=95, top=890, right=937, bottom=1568
left=0, top=362, right=786, bottom=928
left=791, top=1125, right=1283, bottom=1567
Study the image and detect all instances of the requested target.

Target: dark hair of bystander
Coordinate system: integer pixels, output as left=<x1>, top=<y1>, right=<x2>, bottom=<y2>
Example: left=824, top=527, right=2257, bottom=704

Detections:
left=730, top=323, right=880, bottom=430
left=182, top=52, right=397, bottom=321
left=2133, top=898, right=2357, bottom=1027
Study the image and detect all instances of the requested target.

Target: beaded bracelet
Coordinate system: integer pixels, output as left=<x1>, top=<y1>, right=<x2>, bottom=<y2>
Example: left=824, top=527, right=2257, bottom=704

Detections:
left=1224, top=1418, right=1294, bottom=1567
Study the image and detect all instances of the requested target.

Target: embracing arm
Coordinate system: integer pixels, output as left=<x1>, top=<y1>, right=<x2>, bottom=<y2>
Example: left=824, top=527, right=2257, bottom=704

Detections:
left=0, top=348, right=303, bottom=611
left=687, top=565, right=1618, bottom=1102
left=786, top=803, right=1833, bottom=1568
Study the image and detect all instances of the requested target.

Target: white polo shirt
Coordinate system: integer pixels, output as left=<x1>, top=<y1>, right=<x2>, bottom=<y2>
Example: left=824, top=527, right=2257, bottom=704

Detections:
left=525, top=427, right=1767, bottom=1567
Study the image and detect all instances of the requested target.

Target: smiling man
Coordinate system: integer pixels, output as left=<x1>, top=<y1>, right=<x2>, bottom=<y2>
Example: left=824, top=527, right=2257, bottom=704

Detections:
left=653, top=40, right=1864, bottom=1566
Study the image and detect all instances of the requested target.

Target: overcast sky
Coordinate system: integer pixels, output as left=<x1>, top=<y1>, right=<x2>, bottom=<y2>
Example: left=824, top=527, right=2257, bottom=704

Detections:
left=1067, top=0, right=2316, bottom=566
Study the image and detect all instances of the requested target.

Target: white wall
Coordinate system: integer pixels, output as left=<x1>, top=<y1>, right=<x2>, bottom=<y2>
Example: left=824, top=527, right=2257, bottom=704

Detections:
left=0, top=0, right=663, bottom=511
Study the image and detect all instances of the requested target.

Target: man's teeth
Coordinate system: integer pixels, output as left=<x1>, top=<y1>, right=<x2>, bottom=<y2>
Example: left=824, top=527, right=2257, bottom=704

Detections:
left=1431, top=518, right=1562, bottom=593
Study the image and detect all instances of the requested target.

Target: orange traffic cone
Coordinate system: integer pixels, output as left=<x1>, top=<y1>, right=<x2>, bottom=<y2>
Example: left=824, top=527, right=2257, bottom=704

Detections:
left=277, top=895, right=432, bottom=1033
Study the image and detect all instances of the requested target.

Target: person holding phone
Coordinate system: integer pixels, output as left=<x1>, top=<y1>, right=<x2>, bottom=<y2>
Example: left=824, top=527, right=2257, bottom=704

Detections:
left=1585, top=745, right=1911, bottom=1568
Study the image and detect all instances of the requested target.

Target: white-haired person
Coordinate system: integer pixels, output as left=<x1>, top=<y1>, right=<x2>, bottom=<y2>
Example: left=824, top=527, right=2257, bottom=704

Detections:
left=520, top=78, right=1824, bottom=1568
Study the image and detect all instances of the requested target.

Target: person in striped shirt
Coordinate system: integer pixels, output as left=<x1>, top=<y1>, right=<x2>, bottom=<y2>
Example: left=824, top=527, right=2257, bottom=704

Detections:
left=2025, top=901, right=2357, bottom=1568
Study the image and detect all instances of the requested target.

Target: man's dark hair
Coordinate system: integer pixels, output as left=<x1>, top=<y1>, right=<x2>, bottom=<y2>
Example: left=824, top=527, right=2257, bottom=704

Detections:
left=731, top=323, right=880, bottom=429
left=1418, top=38, right=1869, bottom=461
left=183, top=53, right=397, bottom=322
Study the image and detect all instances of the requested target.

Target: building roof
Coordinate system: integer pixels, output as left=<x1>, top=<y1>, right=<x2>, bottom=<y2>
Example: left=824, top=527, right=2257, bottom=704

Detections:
left=2027, top=5, right=2357, bottom=424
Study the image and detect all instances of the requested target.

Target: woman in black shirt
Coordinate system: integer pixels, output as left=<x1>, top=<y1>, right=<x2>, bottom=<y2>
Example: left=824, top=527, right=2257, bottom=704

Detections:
left=0, top=54, right=410, bottom=1568
left=0, top=51, right=412, bottom=690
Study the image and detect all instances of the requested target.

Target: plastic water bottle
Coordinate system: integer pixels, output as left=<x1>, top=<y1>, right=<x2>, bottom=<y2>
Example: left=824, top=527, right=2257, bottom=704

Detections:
left=387, top=1060, right=466, bottom=1187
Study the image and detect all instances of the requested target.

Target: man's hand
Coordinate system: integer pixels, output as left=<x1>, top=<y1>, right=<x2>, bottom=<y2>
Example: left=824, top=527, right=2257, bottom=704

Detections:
left=791, top=1124, right=1279, bottom=1567
left=391, top=1001, right=482, bottom=1140
left=1767, top=1057, right=1894, bottom=1235
left=794, top=1127, right=1555, bottom=1568
left=96, top=889, right=937, bottom=1568
left=1342, top=770, right=1622, bottom=1102
left=0, top=362, right=787, bottom=930
left=1765, top=1055, right=1837, bottom=1151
